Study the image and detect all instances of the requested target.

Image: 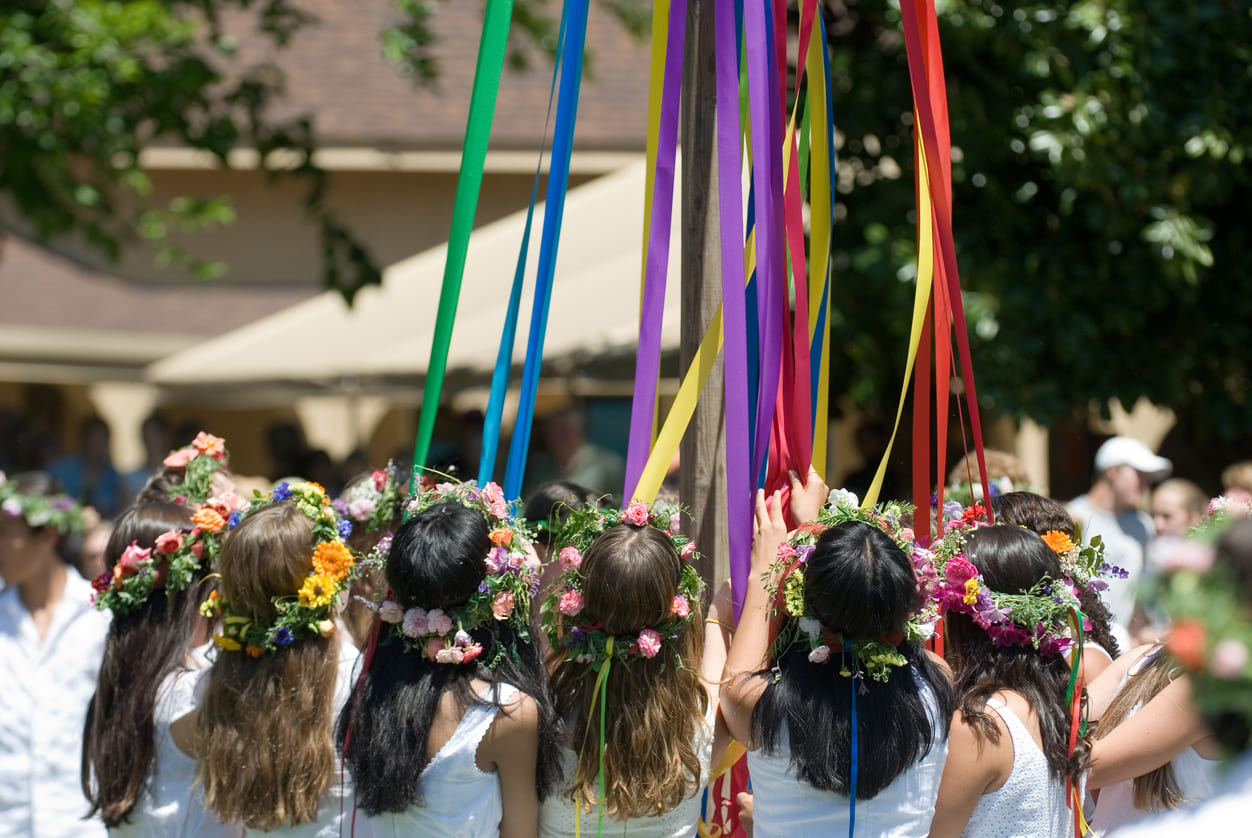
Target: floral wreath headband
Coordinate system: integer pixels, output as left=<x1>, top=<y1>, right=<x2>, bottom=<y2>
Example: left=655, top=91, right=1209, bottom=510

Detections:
left=368, top=480, right=540, bottom=667
left=207, top=481, right=357, bottom=656
left=765, top=489, right=929, bottom=684
left=1146, top=497, right=1252, bottom=736
left=0, top=471, right=87, bottom=535
left=922, top=516, right=1098, bottom=658
left=335, top=464, right=406, bottom=535
left=542, top=500, right=704, bottom=669
left=162, top=432, right=230, bottom=506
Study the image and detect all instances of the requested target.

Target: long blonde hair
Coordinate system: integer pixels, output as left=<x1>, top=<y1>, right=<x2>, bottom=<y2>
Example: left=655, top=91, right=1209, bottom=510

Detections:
left=1095, top=645, right=1186, bottom=812
left=548, top=524, right=708, bottom=819
left=195, top=503, right=340, bottom=830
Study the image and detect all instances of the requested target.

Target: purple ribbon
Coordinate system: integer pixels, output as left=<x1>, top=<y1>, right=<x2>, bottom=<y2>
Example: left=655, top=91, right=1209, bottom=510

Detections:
left=622, top=0, right=687, bottom=502
left=715, top=1, right=752, bottom=618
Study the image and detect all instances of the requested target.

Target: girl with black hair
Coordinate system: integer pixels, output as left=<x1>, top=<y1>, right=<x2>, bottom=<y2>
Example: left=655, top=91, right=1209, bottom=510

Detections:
left=81, top=501, right=237, bottom=837
left=930, top=525, right=1091, bottom=837
left=338, top=490, right=557, bottom=837
left=723, top=474, right=955, bottom=836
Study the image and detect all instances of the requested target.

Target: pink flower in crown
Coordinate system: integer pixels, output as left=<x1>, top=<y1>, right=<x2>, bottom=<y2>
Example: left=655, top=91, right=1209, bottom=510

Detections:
left=671, top=595, right=690, bottom=618
left=372, top=470, right=388, bottom=492
left=558, top=546, right=583, bottom=571
left=507, top=552, right=524, bottom=572
left=426, top=637, right=448, bottom=661
left=118, top=542, right=152, bottom=577
left=776, top=542, right=798, bottom=562
left=163, top=447, right=195, bottom=468
left=492, top=591, right=516, bottom=620
left=944, top=555, right=979, bottom=585
left=189, top=540, right=205, bottom=560
left=899, top=527, right=915, bottom=543
left=192, top=432, right=227, bottom=460
left=208, top=492, right=248, bottom=516
left=559, top=589, right=584, bottom=616
left=427, top=609, right=454, bottom=636
left=636, top=628, right=663, bottom=658
left=481, top=482, right=507, bottom=519
left=680, top=542, right=697, bottom=561
left=348, top=497, right=377, bottom=521
left=401, top=607, right=429, bottom=637
left=379, top=601, right=405, bottom=624
left=154, top=530, right=183, bottom=555
left=484, top=547, right=507, bottom=574
left=808, top=645, right=831, bottom=664
left=459, top=643, right=482, bottom=664
left=622, top=503, right=651, bottom=527
left=670, top=512, right=682, bottom=532
left=1, top=497, right=20, bottom=517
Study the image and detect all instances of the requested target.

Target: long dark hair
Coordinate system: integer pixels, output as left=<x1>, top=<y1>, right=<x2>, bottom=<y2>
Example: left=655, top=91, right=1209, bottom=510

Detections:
left=990, top=491, right=1120, bottom=658
left=751, top=521, right=954, bottom=797
left=946, top=525, right=1091, bottom=783
left=81, top=501, right=207, bottom=826
left=336, top=501, right=558, bottom=814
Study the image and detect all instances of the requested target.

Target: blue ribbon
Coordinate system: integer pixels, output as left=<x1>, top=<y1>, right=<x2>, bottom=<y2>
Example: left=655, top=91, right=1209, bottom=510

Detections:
left=501, top=0, right=590, bottom=501
left=477, top=4, right=569, bottom=487
left=849, top=674, right=858, bottom=837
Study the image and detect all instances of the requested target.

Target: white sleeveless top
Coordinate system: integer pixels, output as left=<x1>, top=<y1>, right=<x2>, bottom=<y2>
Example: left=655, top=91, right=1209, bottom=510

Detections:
left=110, top=645, right=240, bottom=838
left=367, top=683, right=520, bottom=838
left=962, top=698, right=1071, bottom=838
left=538, top=703, right=716, bottom=838
left=1089, top=652, right=1219, bottom=834
left=745, top=675, right=949, bottom=837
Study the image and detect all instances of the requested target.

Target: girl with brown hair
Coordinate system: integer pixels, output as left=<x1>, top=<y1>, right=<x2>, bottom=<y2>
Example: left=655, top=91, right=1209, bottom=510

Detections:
left=173, top=482, right=363, bottom=836
left=539, top=501, right=720, bottom=836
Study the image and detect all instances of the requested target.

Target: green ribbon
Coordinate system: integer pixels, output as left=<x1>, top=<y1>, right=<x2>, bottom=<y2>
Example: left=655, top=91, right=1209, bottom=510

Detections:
left=411, top=0, right=515, bottom=476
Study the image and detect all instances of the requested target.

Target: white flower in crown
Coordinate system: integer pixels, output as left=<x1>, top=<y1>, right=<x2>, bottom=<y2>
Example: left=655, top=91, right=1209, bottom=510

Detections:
left=828, top=488, right=859, bottom=510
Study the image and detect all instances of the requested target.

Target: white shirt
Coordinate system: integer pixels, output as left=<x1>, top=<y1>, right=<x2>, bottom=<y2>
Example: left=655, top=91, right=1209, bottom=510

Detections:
left=1068, top=496, right=1154, bottom=651
left=1107, top=754, right=1252, bottom=836
left=0, top=571, right=109, bottom=838
left=746, top=674, right=949, bottom=837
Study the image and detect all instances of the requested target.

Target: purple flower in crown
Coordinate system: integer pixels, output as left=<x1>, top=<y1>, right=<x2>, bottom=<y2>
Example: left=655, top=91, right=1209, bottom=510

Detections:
left=273, top=482, right=292, bottom=502
left=795, top=544, right=816, bottom=563
left=336, top=518, right=353, bottom=538
left=987, top=622, right=1031, bottom=647
left=51, top=498, right=75, bottom=510
left=942, top=500, right=964, bottom=522
left=227, top=510, right=243, bottom=530
left=332, top=498, right=349, bottom=516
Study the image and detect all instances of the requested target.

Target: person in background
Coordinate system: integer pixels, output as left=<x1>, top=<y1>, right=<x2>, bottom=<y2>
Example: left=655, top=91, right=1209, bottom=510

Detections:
left=1068, top=437, right=1171, bottom=651
left=78, top=515, right=113, bottom=583
left=1220, top=460, right=1252, bottom=506
left=0, top=472, right=108, bottom=838
left=531, top=407, right=626, bottom=502
left=120, top=415, right=172, bottom=502
left=49, top=416, right=123, bottom=518
left=1151, top=479, right=1207, bottom=538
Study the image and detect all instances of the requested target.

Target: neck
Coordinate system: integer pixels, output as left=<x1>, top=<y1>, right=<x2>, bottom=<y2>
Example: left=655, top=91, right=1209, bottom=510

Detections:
left=1086, top=481, right=1116, bottom=513
left=19, top=559, right=67, bottom=617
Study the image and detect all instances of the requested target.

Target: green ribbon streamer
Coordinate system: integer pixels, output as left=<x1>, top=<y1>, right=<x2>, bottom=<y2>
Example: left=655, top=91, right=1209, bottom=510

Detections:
left=411, top=0, right=515, bottom=476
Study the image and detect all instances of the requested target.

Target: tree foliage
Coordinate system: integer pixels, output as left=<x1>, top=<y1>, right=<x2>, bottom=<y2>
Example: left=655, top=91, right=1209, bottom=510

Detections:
left=820, top=0, right=1252, bottom=437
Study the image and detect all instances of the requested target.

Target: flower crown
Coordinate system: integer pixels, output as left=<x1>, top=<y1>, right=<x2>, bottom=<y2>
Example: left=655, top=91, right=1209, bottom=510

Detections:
left=1038, top=529, right=1127, bottom=594
left=765, top=489, right=928, bottom=683
left=335, top=465, right=405, bottom=535
left=373, top=480, right=539, bottom=666
left=1144, top=500, right=1252, bottom=742
left=161, top=432, right=229, bottom=505
left=542, top=500, right=704, bottom=669
left=209, top=481, right=356, bottom=656
left=0, top=471, right=87, bottom=535
left=92, top=525, right=222, bottom=615
left=925, top=520, right=1083, bottom=658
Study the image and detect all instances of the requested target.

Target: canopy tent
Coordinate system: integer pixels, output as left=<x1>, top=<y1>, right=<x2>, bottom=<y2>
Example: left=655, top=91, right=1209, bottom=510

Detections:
left=146, top=160, right=680, bottom=397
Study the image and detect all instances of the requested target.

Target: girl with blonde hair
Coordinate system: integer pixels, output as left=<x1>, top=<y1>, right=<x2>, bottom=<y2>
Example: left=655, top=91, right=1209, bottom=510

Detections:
left=174, top=482, right=364, bottom=836
left=539, top=500, right=719, bottom=836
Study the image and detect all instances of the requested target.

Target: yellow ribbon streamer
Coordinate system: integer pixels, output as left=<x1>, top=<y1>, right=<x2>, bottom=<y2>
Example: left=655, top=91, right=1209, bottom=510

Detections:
left=863, top=123, right=934, bottom=508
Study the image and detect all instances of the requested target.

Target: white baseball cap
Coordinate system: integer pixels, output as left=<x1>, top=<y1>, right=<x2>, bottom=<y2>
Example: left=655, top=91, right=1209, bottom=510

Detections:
left=1094, top=436, right=1172, bottom=481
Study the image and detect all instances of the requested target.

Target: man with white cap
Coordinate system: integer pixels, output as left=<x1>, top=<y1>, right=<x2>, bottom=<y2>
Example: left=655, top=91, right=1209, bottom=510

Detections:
left=1068, top=436, right=1172, bottom=651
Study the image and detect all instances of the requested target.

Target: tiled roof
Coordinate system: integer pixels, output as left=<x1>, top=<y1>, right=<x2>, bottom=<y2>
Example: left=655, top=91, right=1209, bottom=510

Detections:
left=203, top=0, right=652, bottom=152
left=0, top=235, right=315, bottom=337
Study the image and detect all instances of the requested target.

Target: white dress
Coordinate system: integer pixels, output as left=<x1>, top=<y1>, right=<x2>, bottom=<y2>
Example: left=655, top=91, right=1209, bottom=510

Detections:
left=746, top=676, right=949, bottom=837
left=367, top=683, right=520, bottom=838
left=1104, top=754, right=1252, bottom=836
left=1089, top=652, right=1220, bottom=834
left=539, top=704, right=716, bottom=838
left=0, top=571, right=109, bottom=838
left=962, top=698, right=1072, bottom=838
left=110, top=644, right=240, bottom=838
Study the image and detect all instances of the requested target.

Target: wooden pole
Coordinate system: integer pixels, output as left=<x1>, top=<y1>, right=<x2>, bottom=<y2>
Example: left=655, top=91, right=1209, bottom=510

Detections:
left=678, top=0, right=727, bottom=594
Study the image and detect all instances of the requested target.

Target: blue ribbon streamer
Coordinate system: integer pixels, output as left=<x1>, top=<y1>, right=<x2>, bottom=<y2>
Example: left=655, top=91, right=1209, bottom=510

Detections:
left=477, top=5, right=569, bottom=487
left=849, top=674, right=858, bottom=837
left=502, top=0, right=590, bottom=501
